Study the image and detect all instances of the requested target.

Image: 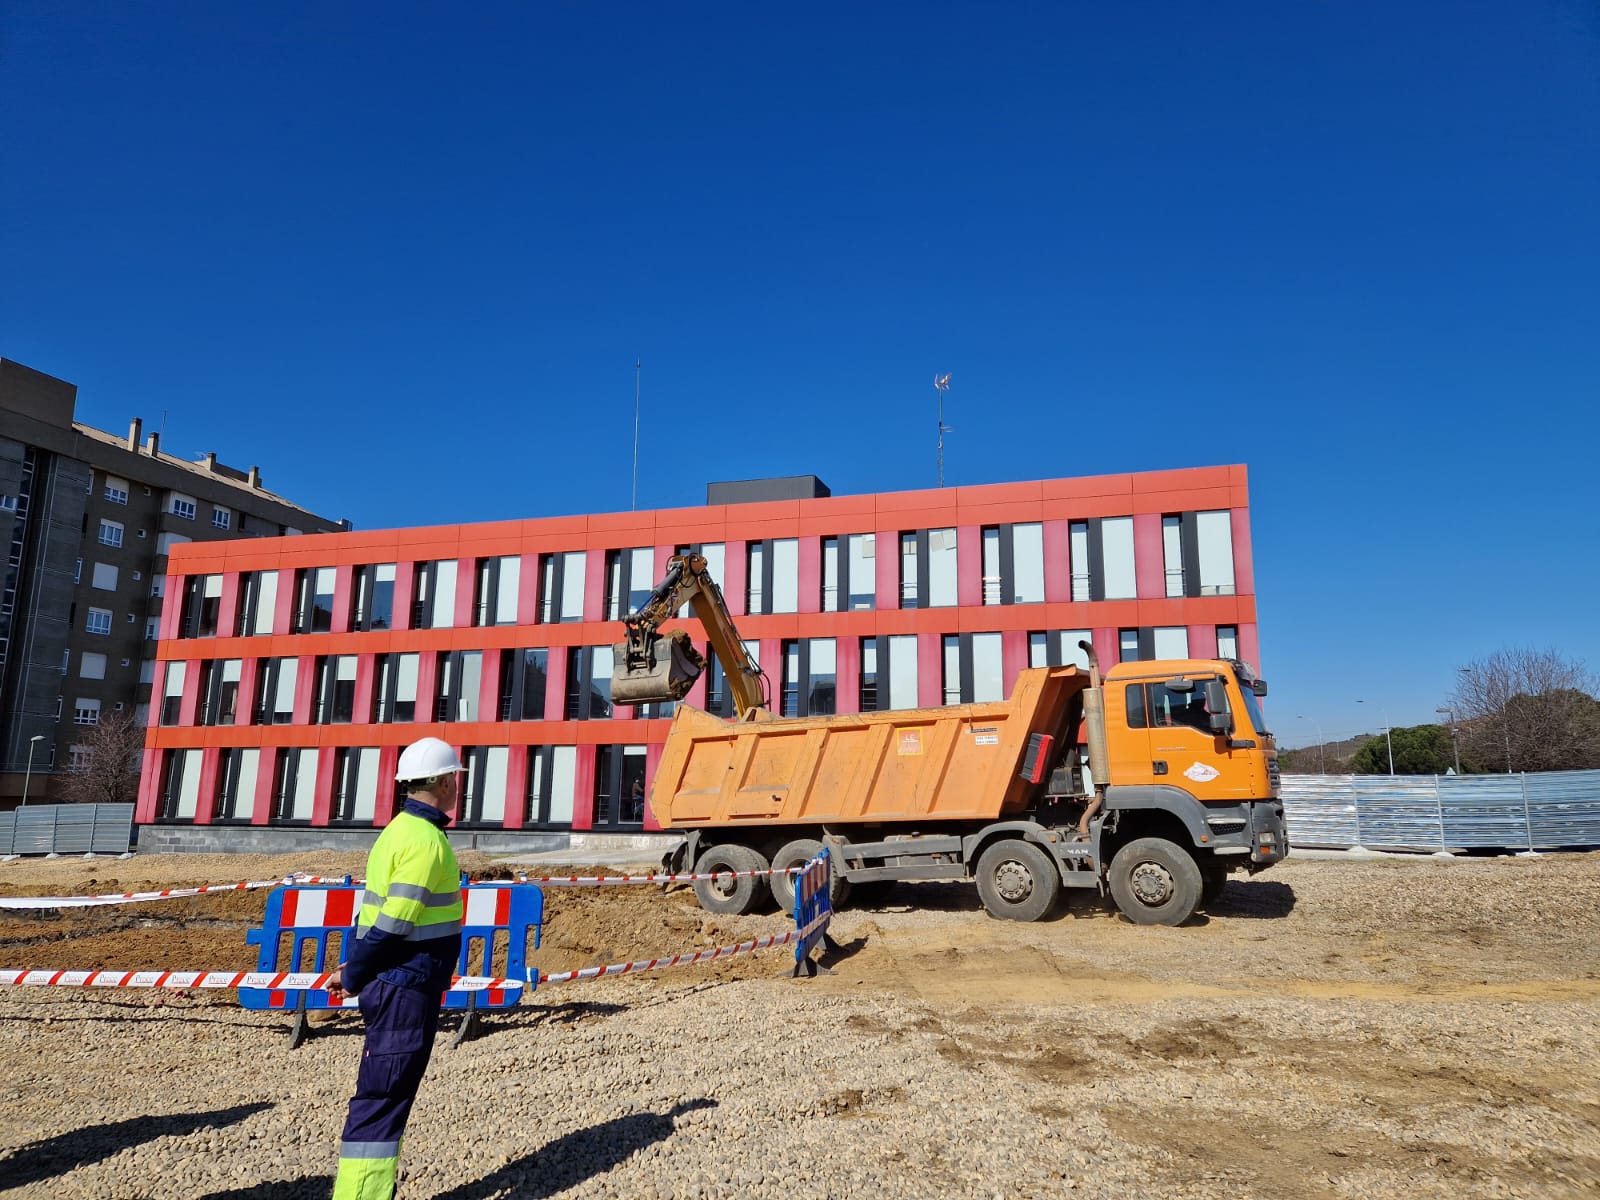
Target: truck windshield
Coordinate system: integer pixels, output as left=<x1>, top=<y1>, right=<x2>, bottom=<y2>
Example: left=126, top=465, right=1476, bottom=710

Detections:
left=1235, top=677, right=1270, bottom=736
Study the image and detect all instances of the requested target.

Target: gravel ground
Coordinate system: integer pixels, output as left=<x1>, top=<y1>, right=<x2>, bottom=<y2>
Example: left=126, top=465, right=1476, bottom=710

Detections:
left=2, top=849, right=1599, bottom=1200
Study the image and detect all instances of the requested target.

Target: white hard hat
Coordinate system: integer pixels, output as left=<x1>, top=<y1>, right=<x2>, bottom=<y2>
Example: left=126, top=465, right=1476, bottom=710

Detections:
left=395, top=736, right=465, bottom=783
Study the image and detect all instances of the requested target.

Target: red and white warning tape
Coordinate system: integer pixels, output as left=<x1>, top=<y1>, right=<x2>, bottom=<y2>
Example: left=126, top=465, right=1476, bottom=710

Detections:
left=537, top=909, right=831, bottom=985
left=0, top=874, right=354, bottom=910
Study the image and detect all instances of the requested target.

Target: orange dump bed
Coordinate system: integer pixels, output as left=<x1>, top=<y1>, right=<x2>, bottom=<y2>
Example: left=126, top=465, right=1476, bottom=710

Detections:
left=649, top=666, right=1089, bottom=829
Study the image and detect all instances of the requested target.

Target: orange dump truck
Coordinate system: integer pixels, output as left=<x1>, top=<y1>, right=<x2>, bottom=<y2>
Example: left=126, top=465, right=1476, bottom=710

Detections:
left=616, top=555, right=1286, bottom=927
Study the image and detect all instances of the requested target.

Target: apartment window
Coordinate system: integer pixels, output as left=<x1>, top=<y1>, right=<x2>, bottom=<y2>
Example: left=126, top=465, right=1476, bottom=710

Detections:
left=605, top=547, right=656, bottom=620
left=372, top=653, right=419, bottom=723
left=351, top=563, right=396, bottom=631
left=1161, top=511, right=1237, bottom=598
left=80, top=651, right=108, bottom=680
left=74, top=558, right=82, bottom=585
left=435, top=650, right=483, bottom=722
left=86, top=607, right=113, bottom=636
left=899, top=529, right=958, bottom=609
left=160, top=661, right=187, bottom=725
left=860, top=635, right=919, bottom=712
left=821, top=533, right=876, bottom=612
left=1119, top=629, right=1141, bottom=663
left=526, top=745, right=578, bottom=827
left=236, top=570, right=279, bottom=636
left=168, top=493, right=197, bottom=520
left=312, top=655, right=358, bottom=724
left=98, top=519, right=124, bottom=548
left=198, top=659, right=243, bottom=725
left=73, top=698, right=101, bottom=726
left=144, top=617, right=160, bottom=641
left=68, top=745, right=92, bottom=772
left=103, top=476, right=129, bottom=505
left=498, top=648, right=548, bottom=721
left=411, top=560, right=458, bottom=629
left=1216, top=625, right=1240, bottom=661
left=942, top=632, right=1004, bottom=705
left=1162, top=516, right=1186, bottom=598
left=332, top=747, right=382, bottom=824
left=746, top=539, right=798, bottom=615
left=212, top=506, right=231, bottom=531
left=564, top=645, right=613, bottom=720
left=981, top=523, right=1045, bottom=606
left=594, top=744, right=647, bottom=828
left=704, top=640, right=760, bottom=718
left=159, top=749, right=204, bottom=820
left=150, top=574, right=165, bottom=598
left=1153, top=626, right=1190, bottom=659
left=254, top=657, right=299, bottom=724
left=271, top=748, right=319, bottom=822
left=156, top=531, right=190, bottom=555
left=780, top=638, right=837, bottom=717
left=674, top=544, right=725, bottom=616
left=1069, top=517, right=1136, bottom=601
left=538, top=551, right=587, bottom=624
left=215, top=748, right=261, bottom=822
left=1028, top=631, right=1093, bottom=670
left=472, top=556, right=521, bottom=627
left=461, top=746, right=510, bottom=826
left=181, top=574, right=223, bottom=638
left=293, top=567, right=337, bottom=633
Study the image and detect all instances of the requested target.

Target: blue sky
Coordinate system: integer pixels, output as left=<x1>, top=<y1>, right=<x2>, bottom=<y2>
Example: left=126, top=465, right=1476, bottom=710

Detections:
left=3, top=1, right=1597, bottom=747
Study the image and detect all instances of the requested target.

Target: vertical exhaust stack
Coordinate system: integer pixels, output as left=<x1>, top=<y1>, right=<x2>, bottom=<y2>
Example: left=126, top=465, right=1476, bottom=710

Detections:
left=1078, top=640, right=1110, bottom=801
left=127, top=418, right=142, bottom=450
left=145, top=432, right=160, bottom=458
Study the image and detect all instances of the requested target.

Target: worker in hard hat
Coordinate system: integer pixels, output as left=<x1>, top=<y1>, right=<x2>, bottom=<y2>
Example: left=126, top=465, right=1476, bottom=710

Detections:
left=329, top=736, right=465, bottom=1200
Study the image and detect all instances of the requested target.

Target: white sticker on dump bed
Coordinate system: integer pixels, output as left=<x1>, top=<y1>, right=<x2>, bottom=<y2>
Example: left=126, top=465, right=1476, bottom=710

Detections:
left=1184, top=762, right=1221, bottom=783
left=975, top=733, right=999, bottom=745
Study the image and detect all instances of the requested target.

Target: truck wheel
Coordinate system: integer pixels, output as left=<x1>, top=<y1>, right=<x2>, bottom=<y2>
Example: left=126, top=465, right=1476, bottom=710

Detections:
left=1108, top=838, right=1203, bottom=926
left=768, top=839, right=853, bottom=912
left=691, top=844, right=764, bottom=916
left=1200, top=864, right=1228, bottom=908
left=975, top=839, right=1061, bottom=922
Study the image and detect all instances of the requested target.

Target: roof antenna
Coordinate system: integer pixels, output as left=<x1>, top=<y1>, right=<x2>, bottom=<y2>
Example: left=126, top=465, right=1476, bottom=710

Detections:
left=631, top=359, right=641, bottom=510
left=934, top=374, right=952, bottom=487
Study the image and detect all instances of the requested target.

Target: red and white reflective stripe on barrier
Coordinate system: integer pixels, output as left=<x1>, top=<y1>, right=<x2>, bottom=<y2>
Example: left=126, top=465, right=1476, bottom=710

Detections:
left=516, top=868, right=799, bottom=887
left=0, top=874, right=357, bottom=910
left=0, top=969, right=516, bottom=992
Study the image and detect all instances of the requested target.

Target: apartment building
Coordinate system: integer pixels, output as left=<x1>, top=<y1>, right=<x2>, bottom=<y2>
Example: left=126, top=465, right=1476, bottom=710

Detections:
left=137, top=465, right=1258, bottom=850
left=0, top=358, right=345, bottom=804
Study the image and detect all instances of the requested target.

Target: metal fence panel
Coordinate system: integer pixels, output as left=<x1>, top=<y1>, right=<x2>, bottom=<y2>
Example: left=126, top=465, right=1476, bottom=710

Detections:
left=0, top=804, right=134, bottom=855
left=0, top=812, right=12, bottom=855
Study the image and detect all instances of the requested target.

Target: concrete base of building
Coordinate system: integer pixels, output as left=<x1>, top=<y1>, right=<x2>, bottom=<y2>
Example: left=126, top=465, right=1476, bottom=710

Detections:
left=134, top=825, right=683, bottom=861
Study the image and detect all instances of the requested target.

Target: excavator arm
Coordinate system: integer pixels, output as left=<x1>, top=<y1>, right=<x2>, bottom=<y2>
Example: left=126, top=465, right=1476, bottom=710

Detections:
left=610, top=554, right=769, bottom=720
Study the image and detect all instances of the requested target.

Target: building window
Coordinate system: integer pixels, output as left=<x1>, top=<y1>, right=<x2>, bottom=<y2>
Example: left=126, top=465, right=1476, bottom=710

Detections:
left=498, top=648, right=548, bottom=720
left=98, top=519, right=124, bottom=548
left=159, top=749, right=204, bottom=820
left=1161, top=511, right=1237, bottom=598
left=181, top=574, right=223, bottom=638
left=860, top=635, right=919, bottom=711
left=155, top=531, right=190, bottom=556
left=1119, top=629, right=1141, bottom=663
left=673, top=544, right=725, bottom=616
left=86, top=607, right=113, bottom=636
left=435, top=650, right=483, bottom=722
left=236, top=570, right=279, bottom=636
left=942, top=632, right=1004, bottom=705
left=1070, top=517, right=1136, bottom=602
left=538, top=551, right=587, bottom=624
left=604, top=547, right=655, bottom=620
left=1028, top=631, right=1093, bottom=669
left=1162, top=516, right=1186, bottom=598
left=144, top=617, right=160, bottom=641
left=215, top=748, right=261, bottom=822
left=899, top=528, right=957, bottom=609
left=351, top=563, right=396, bottom=631
left=564, top=645, right=613, bottom=720
left=461, top=746, right=510, bottom=826
left=313, top=656, right=358, bottom=724
left=103, top=476, right=129, bottom=505
left=73, top=698, right=101, bottom=726
left=821, top=533, right=876, bottom=612
left=1216, top=625, right=1239, bottom=661
left=91, top=562, right=118, bottom=591
left=746, top=539, right=798, bottom=615
left=474, top=556, right=521, bottom=627
left=411, top=560, right=458, bottom=630
left=271, top=748, right=319, bottom=822
left=704, top=640, right=760, bottom=718
left=160, top=661, right=187, bottom=725
left=526, top=745, right=577, bottom=827
left=780, top=638, right=837, bottom=717
left=168, top=493, right=197, bottom=520
left=1153, top=626, right=1190, bottom=659
left=594, top=744, right=647, bottom=828
left=198, top=659, right=243, bottom=725
left=372, top=653, right=419, bottom=723
left=254, top=657, right=299, bottom=724
left=212, top=506, right=231, bottom=531
left=981, top=523, right=1044, bottom=606
left=293, top=567, right=336, bottom=633
left=332, top=747, right=381, bottom=824
left=80, top=651, right=108, bottom=680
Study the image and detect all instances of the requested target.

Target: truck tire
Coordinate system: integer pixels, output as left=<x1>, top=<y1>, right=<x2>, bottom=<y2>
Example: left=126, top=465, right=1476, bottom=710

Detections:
left=1108, top=838, right=1203, bottom=926
left=692, top=844, right=765, bottom=916
left=768, top=838, right=853, bottom=912
left=974, top=839, right=1061, bottom=922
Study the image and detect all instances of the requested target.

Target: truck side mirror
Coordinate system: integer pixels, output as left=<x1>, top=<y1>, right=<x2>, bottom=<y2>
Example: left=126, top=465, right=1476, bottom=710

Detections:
left=1205, top=679, right=1231, bottom=733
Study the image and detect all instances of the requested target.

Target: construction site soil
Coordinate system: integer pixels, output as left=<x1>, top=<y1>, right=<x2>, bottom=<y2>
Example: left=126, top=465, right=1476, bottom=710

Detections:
left=2, top=849, right=1598, bottom=1199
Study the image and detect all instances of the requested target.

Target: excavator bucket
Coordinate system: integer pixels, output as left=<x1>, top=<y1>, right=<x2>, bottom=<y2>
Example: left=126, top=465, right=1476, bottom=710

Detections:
left=612, top=630, right=707, bottom=706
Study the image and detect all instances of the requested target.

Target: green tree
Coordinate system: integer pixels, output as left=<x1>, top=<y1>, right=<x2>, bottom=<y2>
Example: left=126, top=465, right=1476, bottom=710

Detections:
left=1350, top=725, right=1457, bottom=775
left=1448, top=649, right=1600, bottom=773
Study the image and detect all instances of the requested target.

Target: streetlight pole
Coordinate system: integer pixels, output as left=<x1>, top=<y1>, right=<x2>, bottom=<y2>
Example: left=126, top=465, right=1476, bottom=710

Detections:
left=1296, top=715, right=1326, bottom=774
left=1357, top=700, right=1394, bottom=774
left=1435, top=707, right=1461, bottom=775
left=21, top=735, right=43, bottom=806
